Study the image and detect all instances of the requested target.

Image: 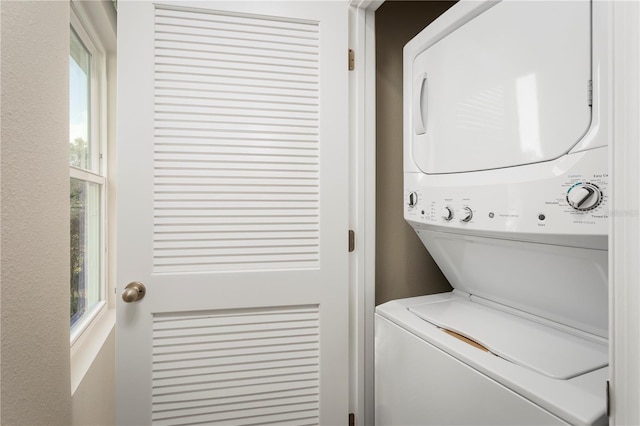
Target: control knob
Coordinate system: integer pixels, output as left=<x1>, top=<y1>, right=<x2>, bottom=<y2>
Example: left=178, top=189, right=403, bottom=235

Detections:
left=407, top=192, right=418, bottom=208
left=441, top=207, right=453, bottom=221
left=458, top=207, right=473, bottom=222
left=567, top=183, right=602, bottom=211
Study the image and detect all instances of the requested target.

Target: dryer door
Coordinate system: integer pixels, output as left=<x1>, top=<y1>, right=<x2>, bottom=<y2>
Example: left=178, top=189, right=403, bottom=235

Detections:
left=410, top=0, right=591, bottom=174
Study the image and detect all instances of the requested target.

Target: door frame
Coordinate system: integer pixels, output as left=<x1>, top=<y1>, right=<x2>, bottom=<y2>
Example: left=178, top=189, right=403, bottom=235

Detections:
left=350, top=0, right=640, bottom=424
left=610, top=1, right=640, bottom=424
left=349, top=2, right=383, bottom=425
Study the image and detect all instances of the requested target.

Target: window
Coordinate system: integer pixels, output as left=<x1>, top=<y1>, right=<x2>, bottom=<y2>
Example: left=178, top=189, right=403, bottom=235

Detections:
left=69, top=21, right=106, bottom=341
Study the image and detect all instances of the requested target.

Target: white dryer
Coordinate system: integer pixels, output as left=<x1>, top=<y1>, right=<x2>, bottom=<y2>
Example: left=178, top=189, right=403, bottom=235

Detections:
left=376, top=1, right=610, bottom=425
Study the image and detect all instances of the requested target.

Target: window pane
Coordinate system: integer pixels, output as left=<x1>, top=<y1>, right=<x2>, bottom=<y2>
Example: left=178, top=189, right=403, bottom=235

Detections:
left=70, top=178, right=101, bottom=328
left=70, top=28, right=92, bottom=170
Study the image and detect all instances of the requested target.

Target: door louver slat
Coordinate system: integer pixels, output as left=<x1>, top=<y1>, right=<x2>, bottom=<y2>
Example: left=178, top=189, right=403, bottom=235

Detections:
left=151, top=306, right=320, bottom=425
left=153, top=6, right=320, bottom=273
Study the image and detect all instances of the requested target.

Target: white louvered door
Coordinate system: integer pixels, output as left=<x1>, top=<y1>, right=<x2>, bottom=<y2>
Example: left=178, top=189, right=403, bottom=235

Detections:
left=116, top=2, right=349, bottom=425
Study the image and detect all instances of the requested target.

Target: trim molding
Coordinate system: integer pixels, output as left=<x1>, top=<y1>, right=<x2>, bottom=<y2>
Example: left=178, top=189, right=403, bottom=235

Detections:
left=611, top=1, right=640, bottom=423
left=349, top=2, right=379, bottom=425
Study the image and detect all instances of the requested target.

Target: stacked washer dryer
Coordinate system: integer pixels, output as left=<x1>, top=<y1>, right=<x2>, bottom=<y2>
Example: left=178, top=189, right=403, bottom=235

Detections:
left=375, top=1, right=610, bottom=425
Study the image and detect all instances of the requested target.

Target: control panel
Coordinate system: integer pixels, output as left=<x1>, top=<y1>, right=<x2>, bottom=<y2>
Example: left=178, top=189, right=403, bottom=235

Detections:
left=404, top=149, right=608, bottom=238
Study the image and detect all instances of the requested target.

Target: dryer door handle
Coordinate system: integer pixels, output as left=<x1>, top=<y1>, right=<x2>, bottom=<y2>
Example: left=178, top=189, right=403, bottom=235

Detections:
left=413, top=73, right=427, bottom=135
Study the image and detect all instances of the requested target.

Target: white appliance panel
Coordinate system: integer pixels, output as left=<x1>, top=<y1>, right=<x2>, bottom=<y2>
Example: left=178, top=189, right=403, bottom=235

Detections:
left=410, top=0, right=591, bottom=174
left=405, top=148, right=609, bottom=246
left=408, top=299, right=608, bottom=379
left=376, top=298, right=608, bottom=426
left=376, top=313, right=570, bottom=426
left=415, top=229, right=608, bottom=338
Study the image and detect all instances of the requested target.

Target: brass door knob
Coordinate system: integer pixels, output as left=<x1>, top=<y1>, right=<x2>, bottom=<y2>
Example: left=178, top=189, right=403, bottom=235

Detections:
left=122, top=281, right=146, bottom=303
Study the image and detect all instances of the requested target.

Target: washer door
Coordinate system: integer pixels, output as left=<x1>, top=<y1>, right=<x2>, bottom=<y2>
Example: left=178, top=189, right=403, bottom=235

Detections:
left=411, top=0, right=591, bottom=174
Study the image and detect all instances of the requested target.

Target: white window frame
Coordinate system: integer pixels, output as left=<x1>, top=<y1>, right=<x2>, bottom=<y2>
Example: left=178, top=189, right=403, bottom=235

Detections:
left=69, top=0, right=117, bottom=396
left=69, top=5, right=109, bottom=346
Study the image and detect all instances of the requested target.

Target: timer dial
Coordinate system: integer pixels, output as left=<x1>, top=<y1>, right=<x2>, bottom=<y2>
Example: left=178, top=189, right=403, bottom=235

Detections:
left=567, top=183, right=602, bottom=211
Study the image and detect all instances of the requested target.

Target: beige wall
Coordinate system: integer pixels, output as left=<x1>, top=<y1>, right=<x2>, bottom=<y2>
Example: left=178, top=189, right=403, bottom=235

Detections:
left=71, top=330, right=115, bottom=426
left=1, top=2, right=116, bottom=425
left=1, top=2, right=73, bottom=424
left=375, top=1, right=455, bottom=305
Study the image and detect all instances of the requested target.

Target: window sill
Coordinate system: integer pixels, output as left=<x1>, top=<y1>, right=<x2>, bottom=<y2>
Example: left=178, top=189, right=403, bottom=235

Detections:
left=70, top=305, right=115, bottom=395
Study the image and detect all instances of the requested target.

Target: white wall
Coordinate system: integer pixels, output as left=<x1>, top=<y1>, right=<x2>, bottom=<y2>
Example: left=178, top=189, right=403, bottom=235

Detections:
left=0, top=1, right=73, bottom=424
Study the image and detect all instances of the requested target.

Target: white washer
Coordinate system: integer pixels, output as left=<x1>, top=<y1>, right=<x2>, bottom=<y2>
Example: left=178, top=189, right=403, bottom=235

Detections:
left=376, top=1, right=610, bottom=425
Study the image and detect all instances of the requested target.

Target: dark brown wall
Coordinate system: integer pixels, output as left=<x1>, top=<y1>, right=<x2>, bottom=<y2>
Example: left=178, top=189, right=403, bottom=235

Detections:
left=375, top=1, right=455, bottom=305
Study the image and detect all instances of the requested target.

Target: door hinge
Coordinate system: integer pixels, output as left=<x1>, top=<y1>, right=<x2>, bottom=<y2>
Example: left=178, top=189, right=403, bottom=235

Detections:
left=348, top=230, right=355, bottom=252
left=606, top=380, right=611, bottom=417
left=348, top=49, right=355, bottom=71
left=348, top=412, right=355, bottom=426
left=588, top=79, right=593, bottom=106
